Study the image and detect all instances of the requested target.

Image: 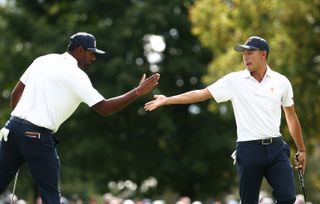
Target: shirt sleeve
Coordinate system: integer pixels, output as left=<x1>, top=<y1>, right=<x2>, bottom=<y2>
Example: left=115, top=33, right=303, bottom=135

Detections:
left=67, top=70, right=104, bottom=107
left=281, top=77, right=294, bottom=107
left=207, top=73, right=233, bottom=103
left=20, top=59, right=38, bottom=84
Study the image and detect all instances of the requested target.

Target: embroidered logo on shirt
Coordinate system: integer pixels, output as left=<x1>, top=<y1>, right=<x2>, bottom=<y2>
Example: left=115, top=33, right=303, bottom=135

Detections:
left=270, top=87, right=274, bottom=92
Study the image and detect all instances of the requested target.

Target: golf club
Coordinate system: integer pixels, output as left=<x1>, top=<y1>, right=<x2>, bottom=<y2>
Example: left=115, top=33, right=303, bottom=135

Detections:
left=10, top=170, right=19, bottom=204
left=295, top=152, right=307, bottom=203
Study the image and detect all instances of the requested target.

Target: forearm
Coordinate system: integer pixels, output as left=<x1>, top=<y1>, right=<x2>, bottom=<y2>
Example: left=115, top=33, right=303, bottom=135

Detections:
left=287, top=113, right=305, bottom=151
left=283, top=106, right=306, bottom=171
left=92, top=88, right=139, bottom=116
left=166, top=89, right=211, bottom=105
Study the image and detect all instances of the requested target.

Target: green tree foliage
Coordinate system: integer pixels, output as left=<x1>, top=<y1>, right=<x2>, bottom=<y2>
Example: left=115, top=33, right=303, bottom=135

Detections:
left=2, top=0, right=319, bottom=202
left=189, top=0, right=320, bottom=201
left=0, top=0, right=237, bottom=202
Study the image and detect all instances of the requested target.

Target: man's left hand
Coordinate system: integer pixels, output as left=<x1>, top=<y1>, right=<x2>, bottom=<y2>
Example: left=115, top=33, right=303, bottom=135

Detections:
left=0, top=127, right=10, bottom=142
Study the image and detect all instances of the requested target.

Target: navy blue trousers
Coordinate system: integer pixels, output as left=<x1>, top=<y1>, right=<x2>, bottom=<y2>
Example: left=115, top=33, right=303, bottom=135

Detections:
left=236, top=138, right=296, bottom=204
left=0, top=117, right=60, bottom=204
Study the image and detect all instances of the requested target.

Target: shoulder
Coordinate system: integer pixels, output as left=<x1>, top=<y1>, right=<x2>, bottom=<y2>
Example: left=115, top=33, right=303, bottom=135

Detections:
left=210, top=70, right=246, bottom=89
left=221, top=69, right=247, bottom=81
left=32, top=53, right=61, bottom=64
left=36, top=53, right=60, bottom=60
left=269, top=69, right=291, bottom=84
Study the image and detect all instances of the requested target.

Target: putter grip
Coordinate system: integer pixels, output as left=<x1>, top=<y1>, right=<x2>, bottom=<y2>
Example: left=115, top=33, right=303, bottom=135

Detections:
left=295, top=152, right=307, bottom=202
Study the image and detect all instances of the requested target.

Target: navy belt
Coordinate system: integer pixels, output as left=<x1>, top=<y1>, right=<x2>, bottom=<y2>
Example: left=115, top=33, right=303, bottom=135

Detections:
left=10, top=116, right=53, bottom=134
left=238, top=136, right=283, bottom=145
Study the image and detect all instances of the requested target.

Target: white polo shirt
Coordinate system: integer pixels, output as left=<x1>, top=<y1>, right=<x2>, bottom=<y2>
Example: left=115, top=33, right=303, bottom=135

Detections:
left=207, top=66, right=294, bottom=142
left=11, top=52, right=104, bottom=132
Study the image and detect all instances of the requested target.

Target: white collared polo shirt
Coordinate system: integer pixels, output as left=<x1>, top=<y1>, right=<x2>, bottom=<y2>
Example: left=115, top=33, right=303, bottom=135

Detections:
left=11, top=52, right=104, bottom=133
left=207, top=67, right=294, bottom=142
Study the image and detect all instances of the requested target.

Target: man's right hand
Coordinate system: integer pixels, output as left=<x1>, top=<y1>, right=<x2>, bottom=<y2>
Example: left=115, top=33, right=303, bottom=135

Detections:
left=144, top=95, right=168, bottom=111
left=135, top=73, right=160, bottom=96
left=0, top=127, right=10, bottom=142
left=295, top=151, right=306, bottom=173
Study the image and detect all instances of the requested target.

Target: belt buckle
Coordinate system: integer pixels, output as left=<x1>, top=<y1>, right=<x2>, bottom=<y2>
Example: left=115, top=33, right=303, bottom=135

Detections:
left=262, top=138, right=272, bottom=145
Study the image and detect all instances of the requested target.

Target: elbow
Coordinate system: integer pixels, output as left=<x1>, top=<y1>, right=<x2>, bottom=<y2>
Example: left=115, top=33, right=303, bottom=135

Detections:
left=93, top=105, right=116, bottom=117
left=92, top=98, right=128, bottom=117
left=94, top=107, right=114, bottom=117
left=198, top=95, right=210, bottom=102
left=100, top=111, right=114, bottom=117
left=92, top=100, right=113, bottom=116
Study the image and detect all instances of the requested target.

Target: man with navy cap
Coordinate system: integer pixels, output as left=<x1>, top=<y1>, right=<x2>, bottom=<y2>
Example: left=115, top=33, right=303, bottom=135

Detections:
left=0, top=32, right=160, bottom=203
left=144, top=36, right=306, bottom=204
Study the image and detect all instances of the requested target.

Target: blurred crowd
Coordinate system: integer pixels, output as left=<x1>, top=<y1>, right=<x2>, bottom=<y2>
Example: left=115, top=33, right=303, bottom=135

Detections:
left=0, top=191, right=312, bottom=204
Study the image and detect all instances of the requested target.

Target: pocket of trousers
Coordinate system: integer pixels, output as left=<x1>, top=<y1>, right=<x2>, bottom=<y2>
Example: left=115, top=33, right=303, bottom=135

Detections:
left=25, top=131, right=41, bottom=139
left=24, top=131, right=55, bottom=151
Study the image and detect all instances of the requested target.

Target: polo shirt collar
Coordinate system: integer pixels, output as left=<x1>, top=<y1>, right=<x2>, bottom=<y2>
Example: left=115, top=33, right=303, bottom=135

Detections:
left=63, top=52, right=78, bottom=65
left=243, top=65, right=274, bottom=78
left=243, top=69, right=251, bottom=78
left=265, top=65, right=274, bottom=77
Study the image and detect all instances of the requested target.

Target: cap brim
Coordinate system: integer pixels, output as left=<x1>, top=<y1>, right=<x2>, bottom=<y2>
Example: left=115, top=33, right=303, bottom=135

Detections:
left=87, top=48, right=106, bottom=54
left=234, top=44, right=259, bottom=52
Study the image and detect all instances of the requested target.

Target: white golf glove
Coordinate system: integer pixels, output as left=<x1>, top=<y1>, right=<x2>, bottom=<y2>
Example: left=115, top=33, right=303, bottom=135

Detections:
left=0, top=127, right=10, bottom=142
left=231, top=150, right=237, bottom=165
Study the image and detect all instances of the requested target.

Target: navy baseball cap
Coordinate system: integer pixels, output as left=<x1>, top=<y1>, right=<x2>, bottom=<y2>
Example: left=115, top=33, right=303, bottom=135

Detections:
left=69, top=32, right=105, bottom=54
left=234, top=36, right=269, bottom=53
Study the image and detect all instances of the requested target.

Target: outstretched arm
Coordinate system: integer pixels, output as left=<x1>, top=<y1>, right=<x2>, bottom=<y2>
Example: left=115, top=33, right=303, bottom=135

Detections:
left=283, top=105, right=306, bottom=172
left=144, top=88, right=212, bottom=111
left=92, top=73, right=160, bottom=116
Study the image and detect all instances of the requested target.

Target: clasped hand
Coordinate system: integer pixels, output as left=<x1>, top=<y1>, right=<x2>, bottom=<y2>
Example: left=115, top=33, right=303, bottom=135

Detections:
left=294, top=151, right=306, bottom=173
